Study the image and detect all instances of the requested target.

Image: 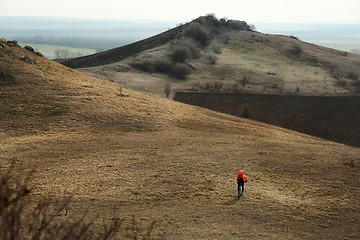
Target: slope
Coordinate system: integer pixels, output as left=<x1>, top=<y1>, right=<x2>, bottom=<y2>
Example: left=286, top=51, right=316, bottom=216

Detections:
left=56, top=23, right=188, bottom=69
left=73, top=18, right=360, bottom=97
left=1, top=39, right=360, bottom=239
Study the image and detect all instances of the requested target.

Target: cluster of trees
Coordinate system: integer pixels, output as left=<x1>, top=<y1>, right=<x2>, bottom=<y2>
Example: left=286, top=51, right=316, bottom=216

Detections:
left=54, top=48, right=104, bottom=59
left=54, top=49, right=86, bottom=59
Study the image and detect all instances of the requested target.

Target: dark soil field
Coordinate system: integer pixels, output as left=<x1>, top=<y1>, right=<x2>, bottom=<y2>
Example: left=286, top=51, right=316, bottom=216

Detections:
left=174, top=92, right=360, bottom=147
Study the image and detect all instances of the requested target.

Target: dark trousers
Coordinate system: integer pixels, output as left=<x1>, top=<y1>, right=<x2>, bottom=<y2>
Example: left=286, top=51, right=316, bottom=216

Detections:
left=237, top=178, right=244, bottom=194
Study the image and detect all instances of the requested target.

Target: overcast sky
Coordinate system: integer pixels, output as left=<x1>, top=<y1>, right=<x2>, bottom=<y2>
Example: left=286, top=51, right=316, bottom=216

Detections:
left=1, top=0, right=359, bottom=23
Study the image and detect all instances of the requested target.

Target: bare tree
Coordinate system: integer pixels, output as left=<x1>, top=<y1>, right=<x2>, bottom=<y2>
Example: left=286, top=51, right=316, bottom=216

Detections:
left=164, top=82, right=172, bottom=97
left=54, top=49, right=71, bottom=59
left=239, top=76, right=250, bottom=89
left=54, top=49, right=61, bottom=58
left=249, top=24, right=256, bottom=31
left=62, top=49, right=70, bottom=58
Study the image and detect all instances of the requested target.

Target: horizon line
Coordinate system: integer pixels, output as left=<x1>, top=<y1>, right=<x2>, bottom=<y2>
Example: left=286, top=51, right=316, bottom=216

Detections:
left=1, top=15, right=360, bottom=25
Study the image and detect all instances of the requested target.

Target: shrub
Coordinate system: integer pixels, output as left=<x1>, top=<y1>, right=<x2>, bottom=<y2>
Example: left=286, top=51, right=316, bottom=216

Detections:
left=211, top=44, right=222, bottom=54
left=213, top=81, right=223, bottom=92
left=170, top=46, right=192, bottom=63
left=130, top=59, right=172, bottom=74
left=348, top=71, right=359, bottom=80
left=292, top=44, right=303, bottom=55
left=203, top=81, right=223, bottom=91
left=205, top=52, right=219, bottom=65
left=164, top=82, right=171, bottom=97
left=340, top=51, right=348, bottom=57
left=153, top=60, right=173, bottom=73
left=194, top=14, right=220, bottom=27
left=130, top=60, right=155, bottom=73
left=267, top=71, right=277, bottom=75
left=182, top=40, right=201, bottom=59
left=219, top=18, right=227, bottom=26
left=249, top=24, right=256, bottom=31
left=219, top=32, right=232, bottom=44
left=184, top=23, right=210, bottom=46
left=289, top=35, right=299, bottom=40
left=171, top=63, right=191, bottom=79
left=238, top=76, right=250, bottom=89
left=240, top=104, right=252, bottom=118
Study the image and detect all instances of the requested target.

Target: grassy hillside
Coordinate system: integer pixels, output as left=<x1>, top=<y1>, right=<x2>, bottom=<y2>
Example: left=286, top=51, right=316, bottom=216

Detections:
left=1, top=38, right=360, bottom=239
left=74, top=16, right=360, bottom=97
left=70, top=16, right=360, bottom=148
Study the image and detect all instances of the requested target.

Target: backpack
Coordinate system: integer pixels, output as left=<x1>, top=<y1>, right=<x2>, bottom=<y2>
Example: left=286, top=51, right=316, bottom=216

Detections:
left=237, top=170, right=244, bottom=179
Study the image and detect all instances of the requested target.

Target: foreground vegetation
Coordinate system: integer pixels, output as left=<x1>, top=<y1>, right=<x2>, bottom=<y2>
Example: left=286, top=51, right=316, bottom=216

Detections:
left=0, top=171, right=156, bottom=239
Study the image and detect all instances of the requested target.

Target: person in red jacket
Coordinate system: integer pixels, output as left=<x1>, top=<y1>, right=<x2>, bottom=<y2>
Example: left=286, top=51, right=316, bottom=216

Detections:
left=237, top=170, right=247, bottom=198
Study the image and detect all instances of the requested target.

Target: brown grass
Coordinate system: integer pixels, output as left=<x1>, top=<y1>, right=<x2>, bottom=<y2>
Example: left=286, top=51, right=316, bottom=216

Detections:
left=1, top=41, right=360, bottom=239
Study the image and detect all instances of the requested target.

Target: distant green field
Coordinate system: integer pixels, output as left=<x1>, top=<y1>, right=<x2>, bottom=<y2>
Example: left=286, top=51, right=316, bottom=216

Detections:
left=321, top=44, right=360, bottom=52
left=19, top=43, right=96, bottom=59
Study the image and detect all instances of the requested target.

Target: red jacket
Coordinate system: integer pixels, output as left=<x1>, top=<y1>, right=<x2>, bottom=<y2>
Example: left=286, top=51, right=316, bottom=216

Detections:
left=237, top=170, right=247, bottom=182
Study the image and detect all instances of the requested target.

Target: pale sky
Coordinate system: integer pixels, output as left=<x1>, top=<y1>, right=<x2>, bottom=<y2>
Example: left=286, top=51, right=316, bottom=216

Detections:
left=1, top=0, right=359, bottom=23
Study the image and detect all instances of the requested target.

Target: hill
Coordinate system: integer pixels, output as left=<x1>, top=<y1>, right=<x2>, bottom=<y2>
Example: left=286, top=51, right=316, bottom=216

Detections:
left=62, top=15, right=360, bottom=97
left=56, top=22, right=188, bottom=68
left=1, top=35, right=360, bottom=239
left=58, top=15, right=360, bottom=147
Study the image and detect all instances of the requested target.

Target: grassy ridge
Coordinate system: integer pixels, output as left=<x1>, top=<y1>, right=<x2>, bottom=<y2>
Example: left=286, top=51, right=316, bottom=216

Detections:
left=79, top=27, right=360, bottom=97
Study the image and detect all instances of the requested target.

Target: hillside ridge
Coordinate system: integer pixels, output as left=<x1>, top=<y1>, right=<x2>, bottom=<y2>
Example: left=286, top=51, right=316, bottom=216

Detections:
left=56, top=23, right=187, bottom=68
left=56, top=15, right=252, bottom=69
left=69, top=17, right=360, bottom=97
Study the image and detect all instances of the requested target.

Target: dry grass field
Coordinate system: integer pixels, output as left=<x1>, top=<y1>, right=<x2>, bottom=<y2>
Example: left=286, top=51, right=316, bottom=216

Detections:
left=1, top=38, right=360, bottom=239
